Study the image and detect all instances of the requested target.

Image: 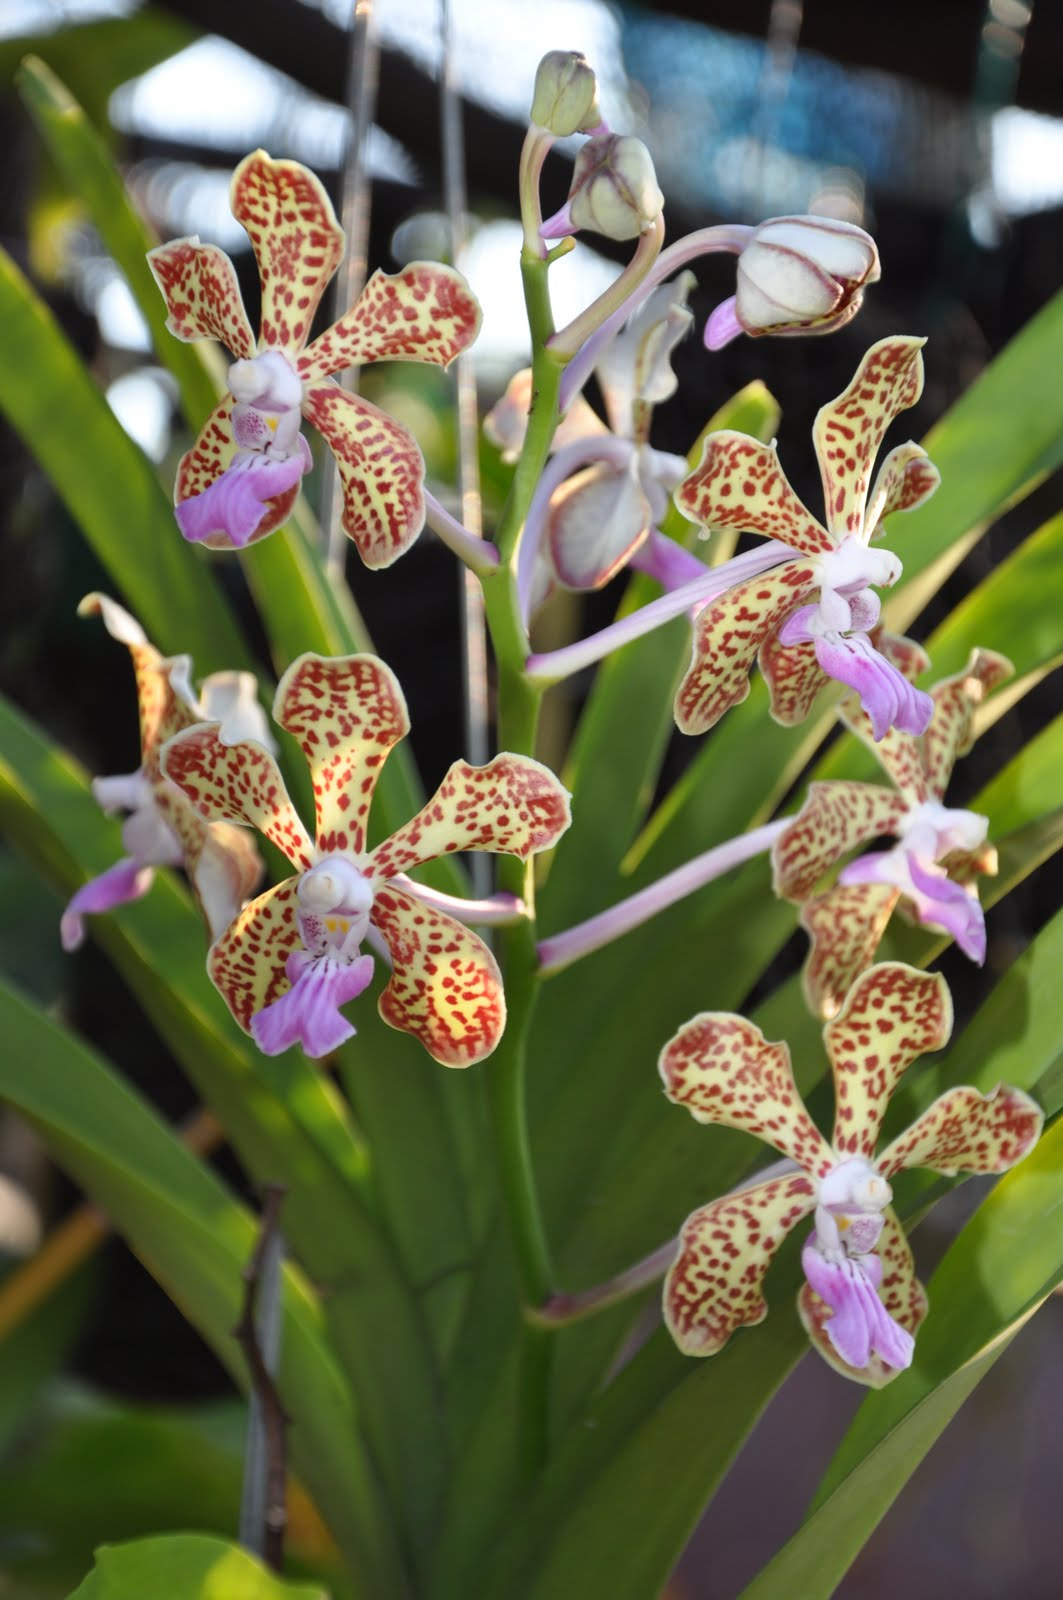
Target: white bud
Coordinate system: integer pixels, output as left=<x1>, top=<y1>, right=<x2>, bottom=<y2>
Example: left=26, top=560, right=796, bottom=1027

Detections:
left=531, top=51, right=601, bottom=137
left=567, top=135, right=664, bottom=242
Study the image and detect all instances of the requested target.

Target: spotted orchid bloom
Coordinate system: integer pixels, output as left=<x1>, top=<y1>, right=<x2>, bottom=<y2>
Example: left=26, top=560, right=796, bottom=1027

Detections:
left=773, top=648, right=1011, bottom=1019
left=485, top=273, right=700, bottom=614
left=672, top=336, right=940, bottom=740
left=160, top=654, right=571, bottom=1065
left=61, top=595, right=265, bottom=953
left=660, top=963, right=1042, bottom=1386
left=148, top=150, right=481, bottom=565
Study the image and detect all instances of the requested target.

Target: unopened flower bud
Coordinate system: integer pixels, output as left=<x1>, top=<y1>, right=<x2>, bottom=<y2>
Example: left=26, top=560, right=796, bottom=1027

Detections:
left=530, top=50, right=601, bottom=137
left=542, top=134, right=664, bottom=244
left=705, top=215, right=880, bottom=349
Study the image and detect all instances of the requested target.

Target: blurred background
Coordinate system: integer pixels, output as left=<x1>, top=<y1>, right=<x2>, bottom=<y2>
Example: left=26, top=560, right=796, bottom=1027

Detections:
left=0, top=2, right=1060, bottom=1595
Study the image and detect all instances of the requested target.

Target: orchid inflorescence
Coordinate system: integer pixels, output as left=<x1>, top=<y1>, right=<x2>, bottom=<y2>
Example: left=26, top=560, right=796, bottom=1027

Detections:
left=61, top=47, right=1044, bottom=1398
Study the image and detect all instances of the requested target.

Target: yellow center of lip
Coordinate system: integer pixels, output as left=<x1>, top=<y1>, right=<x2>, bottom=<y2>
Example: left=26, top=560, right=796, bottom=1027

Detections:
left=267, top=416, right=278, bottom=431
left=324, top=916, right=351, bottom=934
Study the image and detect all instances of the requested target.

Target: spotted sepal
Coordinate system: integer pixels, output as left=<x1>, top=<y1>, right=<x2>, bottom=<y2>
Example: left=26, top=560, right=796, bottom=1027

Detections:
left=840, top=699, right=929, bottom=806
left=370, top=883, right=505, bottom=1066
left=273, top=653, right=409, bottom=856
left=673, top=559, right=818, bottom=736
left=301, top=381, right=426, bottom=568
left=758, top=633, right=827, bottom=727
left=922, top=649, right=1013, bottom=800
left=865, top=442, right=941, bottom=536
left=878, top=1083, right=1043, bottom=1179
left=368, top=754, right=572, bottom=884
left=299, top=263, right=482, bottom=381
left=229, top=150, right=344, bottom=353
left=161, top=724, right=314, bottom=870
left=825, top=963, right=953, bottom=1158
left=664, top=1174, right=818, bottom=1356
left=174, top=397, right=298, bottom=548
left=147, top=238, right=256, bottom=358
left=674, top=433, right=833, bottom=556
left=813, top=337, right=925, bottom=538
left=772, top=781, right=909, bottom=901
left=78, top=594, right=199, bottom=763
left=798, top=1207, right=927, bottom=1387
left=801, top=882, right=900, bottom=1021
left=208, top=876, right=302, bottom=1033
left=659, top=1013, right=832, bottom=1174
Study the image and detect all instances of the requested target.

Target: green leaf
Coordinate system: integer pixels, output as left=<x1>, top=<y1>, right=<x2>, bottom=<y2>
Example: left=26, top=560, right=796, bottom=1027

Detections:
left=0, top=14, right=195, bottom=126
left=0, top=691, right=448, bottom=1571
left=0, top=979, right=402, bottom=1599
left=68, top=1532, right=326, bottom=1599
left=0, top=247, right=249, bottom=674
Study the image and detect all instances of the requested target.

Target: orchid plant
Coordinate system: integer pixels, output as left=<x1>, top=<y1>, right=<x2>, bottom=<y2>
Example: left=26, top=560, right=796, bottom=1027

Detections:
left=1, top=32, right=1062, bottom=1600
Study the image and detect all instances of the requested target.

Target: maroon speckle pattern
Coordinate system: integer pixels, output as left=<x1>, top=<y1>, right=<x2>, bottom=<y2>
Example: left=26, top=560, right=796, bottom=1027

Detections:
left=813, top=337, right=925, bottom=536
left=371, top=883, right=505, bottom=1066
left=773, top=780, right=909, bottom=902
left=871, top=442, right=941, bottom=524
left=273, top=653, right=410, bottom=856
left=878, top=1084, right=1043, bottom=1179
left=299, top=263, right=481, bottom=381
left=664, top=1174, right=818, bottom=1355
left=825, top=964, right=952, bottom=1157
left=758, top=631, right=827, bottom=726
left=147, top=240, right=256, bottom=359
left=230, top=151, right=344, bottom=353
left=368, top=754, right=572, bottom=884
left=301, top=381, right=426, bottom=568
left=162, top=725, right=314, bottom=871
left=659, top=1012, right=833, bottom=1176
left=209, top=876, right=302, bottom=1032
left=800, top=883, right=900, bottom=1021
left=676, top=434, right=834, bottom=556
left=922, top=648, right=1013, bottom=801
left=674, top=559, right=818, bottom=734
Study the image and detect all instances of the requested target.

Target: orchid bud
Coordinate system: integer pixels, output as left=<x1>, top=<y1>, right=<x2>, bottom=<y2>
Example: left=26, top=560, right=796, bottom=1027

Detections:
left=531, top=50, right=602, bottom=137
left=705, top=215, right=880, bottom=350
left=543, top=135, right=664, bottom=243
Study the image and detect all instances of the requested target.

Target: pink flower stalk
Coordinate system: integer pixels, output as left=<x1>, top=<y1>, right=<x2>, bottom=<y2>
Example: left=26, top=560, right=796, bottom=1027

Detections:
left=672, top=336, right=940, bottom=739
left=161, top=654, right=571, bottom=1064
left=705, top=215, right=880, bottom=350
left=486, top=274, right=701, bottom=619
left=149, top=150, right=481, bottom=565
left=661, top=963, right=1042, bottom=1386
left=773, top=648, right=1012, bottom=1018
left=61, top=594, right=265, bottom=952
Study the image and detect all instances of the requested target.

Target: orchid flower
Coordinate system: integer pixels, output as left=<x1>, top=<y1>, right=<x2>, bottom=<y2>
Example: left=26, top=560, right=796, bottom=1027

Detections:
left=148, top=150, right=481, bottom=565
left=486, top=273, right=701, bottom=617
left=773, top=648, right=1012, bottom=1019
left=672, top=336, right=940, bottom=740
left=61, top=594, right=266, bottom=952
left=660, top=962, right=1042, bottom=1386
left=161, top=654, right=571, bottom=1064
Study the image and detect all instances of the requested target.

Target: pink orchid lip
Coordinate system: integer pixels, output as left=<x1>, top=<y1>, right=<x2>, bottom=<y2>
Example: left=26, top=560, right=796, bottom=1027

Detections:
left=251, top=949, right=375, bottom=1059
left=801, top=1237, right=914, bottom=1372
left=175, top=441, right=311, bottom=548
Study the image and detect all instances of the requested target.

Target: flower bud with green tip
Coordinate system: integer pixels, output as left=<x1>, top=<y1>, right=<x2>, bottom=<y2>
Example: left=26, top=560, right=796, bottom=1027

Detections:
left=530, top=50, right=602, bottom=136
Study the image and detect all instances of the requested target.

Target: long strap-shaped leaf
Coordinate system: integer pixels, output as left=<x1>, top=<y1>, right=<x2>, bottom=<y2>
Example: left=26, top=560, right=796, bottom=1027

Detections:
left=0, top=977, right=405, bottom=1600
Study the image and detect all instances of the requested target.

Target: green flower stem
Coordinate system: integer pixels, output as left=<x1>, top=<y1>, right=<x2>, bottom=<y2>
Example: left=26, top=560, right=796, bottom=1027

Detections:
left=477, top=242, right=566, bottom=1476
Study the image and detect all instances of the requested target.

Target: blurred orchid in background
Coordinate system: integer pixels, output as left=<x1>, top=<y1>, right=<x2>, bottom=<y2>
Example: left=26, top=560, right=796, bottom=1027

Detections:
left=61, top=594, right=265, bottom=952
left=660, top=963, right=1042, bottom=1385
left=149, top=149, right=481, bottom=564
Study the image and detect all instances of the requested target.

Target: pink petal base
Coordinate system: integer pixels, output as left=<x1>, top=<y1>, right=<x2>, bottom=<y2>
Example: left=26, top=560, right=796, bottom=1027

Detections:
left=801, top=1238, right=914, bottom=1372
left=175, top=441, right=310, bottom=548
left=60, top=857, right=155, bottom=951
left=251, top=949, right=374, bottom=1059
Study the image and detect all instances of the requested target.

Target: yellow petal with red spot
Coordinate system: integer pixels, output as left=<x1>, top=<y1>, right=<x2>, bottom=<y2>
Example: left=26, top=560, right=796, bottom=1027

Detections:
left=299, top=263, right=481, bottom=381
left=814, top=336, right=925, bottom=539
left=230, top=150, right=344, bottom=354
left=801, top=882, right=900, bottom=1021
left=302, top=381, right=426, bottom=568
left=162, top=724, right=314, bottom=871
left=878, top=1083, right=1042, bottom=1178
left=147, top=238, right=256, bottom=358
left=675, top=432, right=833, bottom=555
left=208, top=876, right=302, bottom=1034
left=773, top=780, right=909, bottom=902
